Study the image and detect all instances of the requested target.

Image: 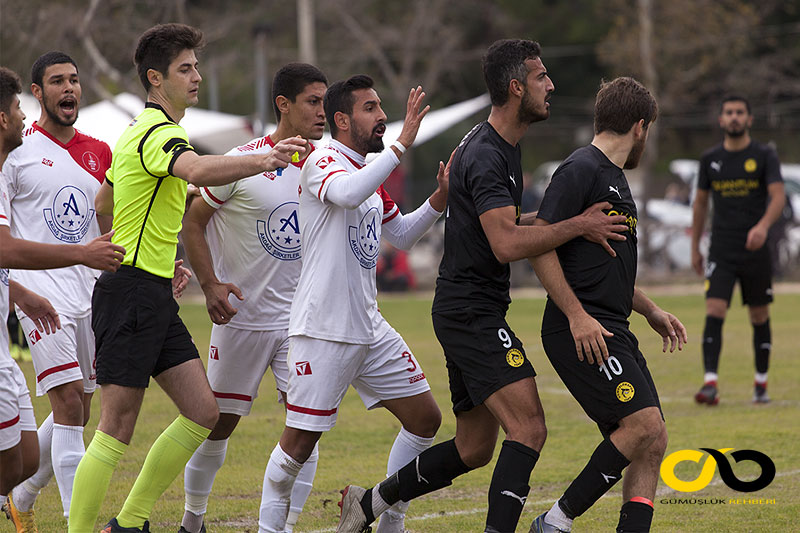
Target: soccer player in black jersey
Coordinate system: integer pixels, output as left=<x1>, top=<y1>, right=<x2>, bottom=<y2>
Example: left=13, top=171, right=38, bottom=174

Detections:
left=528, top=77, right=687, bottom=533
left=690, top=95, right=784, bottom=405
left=337, top=39, right=630, bottom=533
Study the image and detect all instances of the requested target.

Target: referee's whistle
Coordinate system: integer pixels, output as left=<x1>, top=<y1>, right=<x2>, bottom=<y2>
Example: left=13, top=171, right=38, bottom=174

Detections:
left=276, top=152, right=300, bottom=176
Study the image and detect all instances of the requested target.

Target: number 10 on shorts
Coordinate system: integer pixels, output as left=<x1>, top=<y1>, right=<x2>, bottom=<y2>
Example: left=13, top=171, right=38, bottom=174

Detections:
left=598, top=356, right=623, bottom=380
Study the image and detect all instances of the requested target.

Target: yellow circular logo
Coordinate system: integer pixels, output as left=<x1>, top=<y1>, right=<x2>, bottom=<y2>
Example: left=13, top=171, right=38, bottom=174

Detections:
left=616, top=382, right=635, bottom=402
left=506, top=348, right=524, bottom=367
left=744, top=158, right=757, bottom=173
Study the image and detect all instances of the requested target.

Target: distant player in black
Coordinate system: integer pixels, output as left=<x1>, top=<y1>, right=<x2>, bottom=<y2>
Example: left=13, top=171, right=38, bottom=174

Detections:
left=529, top=77, right=687, bottom=533
left=337, top=39, right=629, bottom=533
left=691, top=95, right=784, bottom=405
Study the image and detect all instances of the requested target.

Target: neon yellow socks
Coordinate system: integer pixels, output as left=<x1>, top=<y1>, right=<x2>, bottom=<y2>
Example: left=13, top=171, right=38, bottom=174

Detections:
left=68, top=430, right=127, bottom=533
left=116, top=415, right=210, bottom=529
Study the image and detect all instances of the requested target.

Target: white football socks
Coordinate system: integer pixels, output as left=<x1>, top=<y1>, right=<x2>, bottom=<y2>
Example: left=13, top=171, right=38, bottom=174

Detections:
left=259, top=444, right=303, bottom=533
left=12, top=412, right=54, bottom=512
left=285, top=442, right=319, bottom=533
left=51, top=423, right=85, bottom=517
left=184, top=438, right=229, bottom=515
left=375, top=427, right=434, bottom=533
left=182, top=437, right=229, bottom=532
left=545, top=500, right=573, bottom=531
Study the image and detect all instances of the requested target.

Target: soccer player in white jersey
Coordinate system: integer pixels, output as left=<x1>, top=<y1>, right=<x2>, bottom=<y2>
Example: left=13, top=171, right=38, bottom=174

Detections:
left=0, top=65, right=124, bottom=533
left=178, top=63, right=328, bottom=533
left=258, top=75, right=449, bottom=533
left=0, top=52, right=122, bottom=527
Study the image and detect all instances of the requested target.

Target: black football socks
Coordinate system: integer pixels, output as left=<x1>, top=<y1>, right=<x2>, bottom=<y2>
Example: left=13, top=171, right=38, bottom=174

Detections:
left=558, top=438, right=630, bottom=519
left=485, top=440, right=539, bottom=533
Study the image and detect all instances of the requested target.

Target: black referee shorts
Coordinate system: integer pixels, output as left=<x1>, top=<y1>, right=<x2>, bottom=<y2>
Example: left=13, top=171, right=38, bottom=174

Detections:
left=706, top=245, right=773, bottom=307
left=432, top=308, right=535, bottom=413
left=542, top=325, right=662, bottom=437
left=92, top=265, right=199, bottom=388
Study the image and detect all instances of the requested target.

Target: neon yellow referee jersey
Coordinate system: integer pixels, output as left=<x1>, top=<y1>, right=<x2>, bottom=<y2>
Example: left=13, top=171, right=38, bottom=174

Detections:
left=107, top=103, right=194, bottom=278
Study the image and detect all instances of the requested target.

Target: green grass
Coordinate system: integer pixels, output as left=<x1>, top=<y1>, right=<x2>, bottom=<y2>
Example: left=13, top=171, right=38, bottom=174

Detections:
left=20, top=289, right=800, bottom=532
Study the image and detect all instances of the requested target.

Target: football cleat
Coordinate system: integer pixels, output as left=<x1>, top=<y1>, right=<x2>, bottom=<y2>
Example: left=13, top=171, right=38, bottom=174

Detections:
left=101, top=517, right=151, bottom=532
left=337, top=485, right=372, bottom=533
left=694, top=382, right=719, bottom=405
left=753, top=383, right=770, bottom=404
left=2, top=494, right=38, bottom=533
left=529, top=512, right=571, bottom=533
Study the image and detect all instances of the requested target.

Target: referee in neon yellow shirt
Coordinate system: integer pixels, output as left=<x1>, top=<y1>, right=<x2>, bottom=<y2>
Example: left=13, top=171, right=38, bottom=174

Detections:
left=68, top=23, right=307, bottom=533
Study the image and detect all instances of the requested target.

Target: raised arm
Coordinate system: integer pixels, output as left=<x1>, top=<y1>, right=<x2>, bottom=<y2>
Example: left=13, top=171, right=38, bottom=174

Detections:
left=182, top=196, right=243, bottom=324
left=171, top=136, right=309, bottom=187
left=382, top=151, right=452, bottom=250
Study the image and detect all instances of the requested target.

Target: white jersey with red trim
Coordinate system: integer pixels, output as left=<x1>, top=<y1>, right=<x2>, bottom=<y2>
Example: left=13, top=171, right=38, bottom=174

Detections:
left=201, top=135, right=313, bottom=329
left=0, top=174, right=13, bottom=369
left=1, top=123, right=110, bottom=318
left=289, top=139, right=400, bottom=344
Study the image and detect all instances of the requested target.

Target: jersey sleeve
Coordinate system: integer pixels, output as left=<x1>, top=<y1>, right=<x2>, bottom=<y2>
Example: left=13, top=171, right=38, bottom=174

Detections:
left=378, top=186, right=400, bottom=223
left=764, top=145, right=783, bottom=185
left=201, top=182, right=236, bottom=210
left=304, top=150, right=349, bottom=202
left=536, top=160, right=590, bottom=224
left=1, top=154, right=18, bottom=201
left=0, top=183, right=9, bottom=228
left=464, top=147, right=515, bottom=216
left=697, top=154, right=710, bottom=191
left=140, top=123, right=195, bottom=178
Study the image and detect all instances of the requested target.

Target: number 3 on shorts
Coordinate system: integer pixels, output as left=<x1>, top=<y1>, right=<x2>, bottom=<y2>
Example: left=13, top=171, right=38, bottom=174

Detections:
left=498, top=328, right=512, bottom=349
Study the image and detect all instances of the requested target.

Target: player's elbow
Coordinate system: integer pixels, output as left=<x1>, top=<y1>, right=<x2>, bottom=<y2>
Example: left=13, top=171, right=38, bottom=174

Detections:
left=491, top=243, right=516, bottom=264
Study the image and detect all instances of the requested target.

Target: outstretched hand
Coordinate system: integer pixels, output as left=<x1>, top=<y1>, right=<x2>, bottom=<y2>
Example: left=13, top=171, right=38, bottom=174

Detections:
left=83, top=230, right=126, bottom=271
left=645, top=307, right=688, bottom=353
left=396, top=86, right=430, bottom=151
left=577, top=202, right=629, bottom=257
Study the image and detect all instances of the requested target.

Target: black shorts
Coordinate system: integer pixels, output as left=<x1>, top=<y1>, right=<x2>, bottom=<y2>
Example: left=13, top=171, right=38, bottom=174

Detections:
left=706, top=245, right=772, bottom=307
left=432, top=308, right=535, bottom=413
left=92, top=266, right=199, bottom=388
left=542, top=325, right=661, bottom=437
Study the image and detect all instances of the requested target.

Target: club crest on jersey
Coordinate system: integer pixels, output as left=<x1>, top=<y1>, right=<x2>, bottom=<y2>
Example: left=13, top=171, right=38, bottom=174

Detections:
left=349, top=206, right=380, bottom=269
left=257, top=201, right=301, bottom=261
left=296, top=361, right=312, bottom=375
left=0, top=268, right=8, bottom=287
left=28, top=329, right=41, bottom=346
left=616, top=381, right=635, bottom=402
left=82, top=151, right=99, bottom=172
left=43, top=185, right=95, bottom=243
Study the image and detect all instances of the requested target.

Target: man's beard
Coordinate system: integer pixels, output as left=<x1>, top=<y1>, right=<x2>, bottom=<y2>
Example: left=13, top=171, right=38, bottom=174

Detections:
left=3, top=130, right=23, bottom=151
left=725, top=124, right=746, bottom=138
left=624, top=133, right=647, bottom=169
left=43, top=95, right=78, bottom=127
left=518, top=87, right=549, bottom=124
left=352, top=121, right=384, bottom=154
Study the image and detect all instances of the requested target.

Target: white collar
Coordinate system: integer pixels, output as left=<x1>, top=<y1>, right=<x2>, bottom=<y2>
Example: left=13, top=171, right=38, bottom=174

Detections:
left=329, top=139, right=366, bottom=167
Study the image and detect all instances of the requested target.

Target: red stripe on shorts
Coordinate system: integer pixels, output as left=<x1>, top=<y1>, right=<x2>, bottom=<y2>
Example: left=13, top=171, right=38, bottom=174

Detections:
left=212, top=391, right=252, bottom=402
left=285, top=402, right=337, bottom=416
left=36, top=361, right=80, bottom=382
left=0, top=415, right=20, bottom=429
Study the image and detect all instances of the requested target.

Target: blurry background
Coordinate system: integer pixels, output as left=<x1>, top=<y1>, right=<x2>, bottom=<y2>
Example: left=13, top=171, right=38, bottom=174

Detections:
left=3, top=0, right=800, bottom=285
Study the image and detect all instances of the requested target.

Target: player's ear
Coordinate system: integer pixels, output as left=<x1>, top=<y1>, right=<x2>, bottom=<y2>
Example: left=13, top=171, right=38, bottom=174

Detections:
left=147, top=68, right=162, bottom=89
left=30, top=83, right=42, bottom=101
left=334, top=111, right=349, bottom=132
left=509, top=78, right=524, bottom=99
left=276, top=95, right=291, bottom=116
left=0, top=110, right=7, bottom=129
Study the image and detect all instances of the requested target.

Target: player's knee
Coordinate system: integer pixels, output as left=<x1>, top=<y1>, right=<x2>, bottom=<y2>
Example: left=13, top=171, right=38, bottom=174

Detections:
left=628, top=411, right=664, bottom=452
left=459, top=441, right=495, bottom=469
left=190, top=403, right=220, bottom=431
left=505, top=414, right=547, bottom=452
left=49, top=385, right=86, bottom=425
left=413, top=405, right=442, bottom=438
left=651, top=423, right=668, bottom=459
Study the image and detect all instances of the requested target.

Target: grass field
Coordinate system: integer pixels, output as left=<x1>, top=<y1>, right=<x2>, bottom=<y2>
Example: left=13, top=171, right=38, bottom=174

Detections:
left=17, top=288, right=800, bottom=532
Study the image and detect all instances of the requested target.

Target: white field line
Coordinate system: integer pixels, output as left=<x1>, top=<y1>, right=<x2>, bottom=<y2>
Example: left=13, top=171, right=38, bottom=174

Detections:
left=300, top=468, right=800, bottom=533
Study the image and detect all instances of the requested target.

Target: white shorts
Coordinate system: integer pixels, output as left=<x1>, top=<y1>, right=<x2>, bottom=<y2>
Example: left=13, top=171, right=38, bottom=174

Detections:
left=285, top=327, right=430, bottom=432
left=19, top=312, right=96, bottom=396
left=0, top=364, right=37, bottom=451
left=207, top=325, right=289, bottom=416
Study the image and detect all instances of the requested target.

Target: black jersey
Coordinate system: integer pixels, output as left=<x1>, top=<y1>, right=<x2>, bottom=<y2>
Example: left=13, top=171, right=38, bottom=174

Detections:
left=432, top=122, right=523, bottom=314
left=698, top=141, right=782, bottom=249
left=537, top=145, right=638, bottom=335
